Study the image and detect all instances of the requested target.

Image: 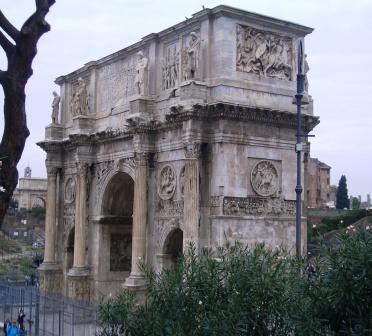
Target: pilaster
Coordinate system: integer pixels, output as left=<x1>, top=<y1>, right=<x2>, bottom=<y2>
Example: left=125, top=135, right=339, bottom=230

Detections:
left=183, top=142, right=201, bottom=252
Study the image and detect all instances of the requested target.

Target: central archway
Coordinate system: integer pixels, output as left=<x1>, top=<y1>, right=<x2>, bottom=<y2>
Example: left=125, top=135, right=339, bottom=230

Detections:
left=97, top=171, right=134, bottom=296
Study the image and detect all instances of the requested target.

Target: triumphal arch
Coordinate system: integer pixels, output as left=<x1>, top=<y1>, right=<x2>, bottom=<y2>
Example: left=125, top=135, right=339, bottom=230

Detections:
left=38, top=5, right=318, bottom=301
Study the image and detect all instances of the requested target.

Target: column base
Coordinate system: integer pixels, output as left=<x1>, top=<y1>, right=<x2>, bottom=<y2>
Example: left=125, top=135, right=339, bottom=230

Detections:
left=67, top=268, right=90, bottom=302
left=67, top=266, right=89, bottom=277
left=38, top=264, right=62, bottom=294
left=123, top=274, right=146, bottom=289
left=123, top=275, right=147, bottom=305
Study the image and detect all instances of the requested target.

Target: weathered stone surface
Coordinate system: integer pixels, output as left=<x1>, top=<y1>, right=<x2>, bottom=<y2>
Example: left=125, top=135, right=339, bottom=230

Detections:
left=38, top=5, right=317, bottom=301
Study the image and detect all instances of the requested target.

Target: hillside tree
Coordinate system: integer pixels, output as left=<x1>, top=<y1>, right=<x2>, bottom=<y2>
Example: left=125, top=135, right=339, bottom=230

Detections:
left=0, top=0, right=55, bottom=226
left=336, top=175, right=349, bottom=209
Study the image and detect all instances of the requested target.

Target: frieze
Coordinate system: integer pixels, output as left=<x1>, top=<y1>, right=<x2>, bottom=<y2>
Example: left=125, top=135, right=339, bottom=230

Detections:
left=236, top=24, right=293, bottom=81
left=157, top=199, right=184, bottom=217
left=223, top=196, right=296, bottom=216
left=157, top=165, right=176, bottom=200
left=251, top=160, right=279, bottom=197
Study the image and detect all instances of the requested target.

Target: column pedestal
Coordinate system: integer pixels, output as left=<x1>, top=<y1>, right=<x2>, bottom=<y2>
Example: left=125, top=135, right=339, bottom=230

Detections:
left=67, top=271, right=91, bottom=302
left=39, top=265, right=62, bottom=294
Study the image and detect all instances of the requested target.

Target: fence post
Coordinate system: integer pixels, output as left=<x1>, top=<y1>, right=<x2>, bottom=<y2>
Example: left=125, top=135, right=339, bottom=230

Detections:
left=29, top=286, right=33, bottom=336
left=35, top=288, right=40, bottom=336
left=58, top=310, right=62, bottom=336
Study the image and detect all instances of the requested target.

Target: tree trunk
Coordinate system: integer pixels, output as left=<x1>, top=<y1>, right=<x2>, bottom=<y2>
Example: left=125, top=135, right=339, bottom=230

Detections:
left=0, top=0, right=55, bottom=226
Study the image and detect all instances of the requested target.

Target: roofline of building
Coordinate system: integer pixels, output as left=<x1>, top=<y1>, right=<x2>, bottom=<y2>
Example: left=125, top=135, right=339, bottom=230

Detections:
left=56, top=4, right=313, bottom=84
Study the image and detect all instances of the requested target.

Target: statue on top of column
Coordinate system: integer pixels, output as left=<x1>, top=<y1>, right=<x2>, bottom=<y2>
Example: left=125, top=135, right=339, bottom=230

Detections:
left=51, top=91, right=60, bottom=124
left=71, top=77, right=89, bottom=117
left=134, top=51, right=148, bottom=95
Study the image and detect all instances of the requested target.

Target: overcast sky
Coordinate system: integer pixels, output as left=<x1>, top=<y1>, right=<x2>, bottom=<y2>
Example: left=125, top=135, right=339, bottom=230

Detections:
left=0, top=0, right=371, bottom=199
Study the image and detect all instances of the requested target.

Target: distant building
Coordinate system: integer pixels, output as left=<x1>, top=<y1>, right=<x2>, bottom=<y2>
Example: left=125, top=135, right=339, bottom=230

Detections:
left=359, top=194, right=371, bottom=210
left=12, top=166, right=47, bottom=210
left=306, top=158, right=336, bottom=208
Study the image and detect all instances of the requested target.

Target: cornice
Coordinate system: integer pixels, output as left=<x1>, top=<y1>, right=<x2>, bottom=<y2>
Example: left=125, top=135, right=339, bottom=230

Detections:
left=39, top=102, right=319, bottom=154
left=165, top=103, right=319, bottom=133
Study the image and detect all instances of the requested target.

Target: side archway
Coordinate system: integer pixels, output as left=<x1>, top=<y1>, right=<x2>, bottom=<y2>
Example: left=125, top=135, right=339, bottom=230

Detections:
left=157, top=219, right=184, bottom=270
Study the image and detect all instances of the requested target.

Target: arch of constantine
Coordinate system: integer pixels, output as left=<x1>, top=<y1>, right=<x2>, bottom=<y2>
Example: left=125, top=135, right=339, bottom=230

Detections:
left=38, top=5, right=318, bottom=301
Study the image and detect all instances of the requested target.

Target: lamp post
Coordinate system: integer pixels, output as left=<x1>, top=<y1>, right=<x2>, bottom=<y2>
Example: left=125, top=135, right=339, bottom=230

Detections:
left=293, top=41, right=309, bottom=257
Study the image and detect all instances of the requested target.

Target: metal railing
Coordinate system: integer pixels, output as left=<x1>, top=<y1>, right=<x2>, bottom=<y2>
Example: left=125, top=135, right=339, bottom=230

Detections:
left=0, top=283, right=99, bottom=336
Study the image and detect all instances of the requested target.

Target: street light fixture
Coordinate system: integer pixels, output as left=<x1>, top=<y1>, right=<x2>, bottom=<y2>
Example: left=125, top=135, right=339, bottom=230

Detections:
left=293, top=41, right=309, bottom=257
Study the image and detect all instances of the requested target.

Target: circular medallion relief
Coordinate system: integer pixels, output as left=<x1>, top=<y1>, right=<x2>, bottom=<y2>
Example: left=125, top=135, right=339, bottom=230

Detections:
left=158, top=165, right=176, bottom=200
left=251, top=160, right=279, bottom=197
left=65, top=177, right=76, bottom=204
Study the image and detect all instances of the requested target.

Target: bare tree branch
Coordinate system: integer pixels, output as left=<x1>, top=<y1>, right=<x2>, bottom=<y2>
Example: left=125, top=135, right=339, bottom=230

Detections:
left=0, top=70, right=7, bottom=85
left=0, top=30, right=14, bottom=56
left=0, top=10, right=19, bottom=42
left=36, top=0, right=56, bottom=11
left=0, top=0, right=54, bottom=227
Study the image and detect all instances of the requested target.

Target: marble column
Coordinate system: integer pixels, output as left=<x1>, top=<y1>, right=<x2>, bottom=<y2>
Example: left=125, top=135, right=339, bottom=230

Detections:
left=71, top=162, right=89, bottom=272
left=183, top=143, right=201, bottom=251
left=42, top=166, right=58, bottom=265
left=39, top=166, right=62, bottom=293
left=125, top=152, right=148, bottom=288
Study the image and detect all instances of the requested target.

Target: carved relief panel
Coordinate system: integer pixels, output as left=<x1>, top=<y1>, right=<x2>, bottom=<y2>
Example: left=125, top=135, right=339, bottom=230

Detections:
left=157, top=165, right=176, bottom=200
left=63, top=175, right=76, bottom=235
left=110, top=234, right=132, bottom=272
left=248, top=159, right=281, bottom=197
left=64, top=177, right=76, bottom=204
left=162, top=42, right=180, bottom=90
left=223, top=196, right=296, bottom=217
left=155, top=161, right=186, bottom=226
left=97, top=52, right=147, bottom=114
left=251, top=160, right=279, bottom=197
left=236, top=24, right=293, bottom=80
left=70, top=76, right=90, bottom=117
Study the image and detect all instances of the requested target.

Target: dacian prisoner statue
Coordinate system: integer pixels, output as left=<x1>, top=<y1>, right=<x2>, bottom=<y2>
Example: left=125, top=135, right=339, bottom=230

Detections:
left=38, top=5, right=318, bottom=302
left=51, top=91, right=60, bottom=124
left=184, top=31, right=200, bottom=80
left=134, top=51, right=148, bottom=95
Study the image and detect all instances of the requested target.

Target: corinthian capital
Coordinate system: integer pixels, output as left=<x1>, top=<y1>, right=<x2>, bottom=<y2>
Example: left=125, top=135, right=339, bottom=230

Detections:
left=134, top=152, right=149, bottom=167
left=76, top=162, right=89, bottom=177
left=184, top=142, right=201, bottom=159
left=47, top=166, right=59, bottom=179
